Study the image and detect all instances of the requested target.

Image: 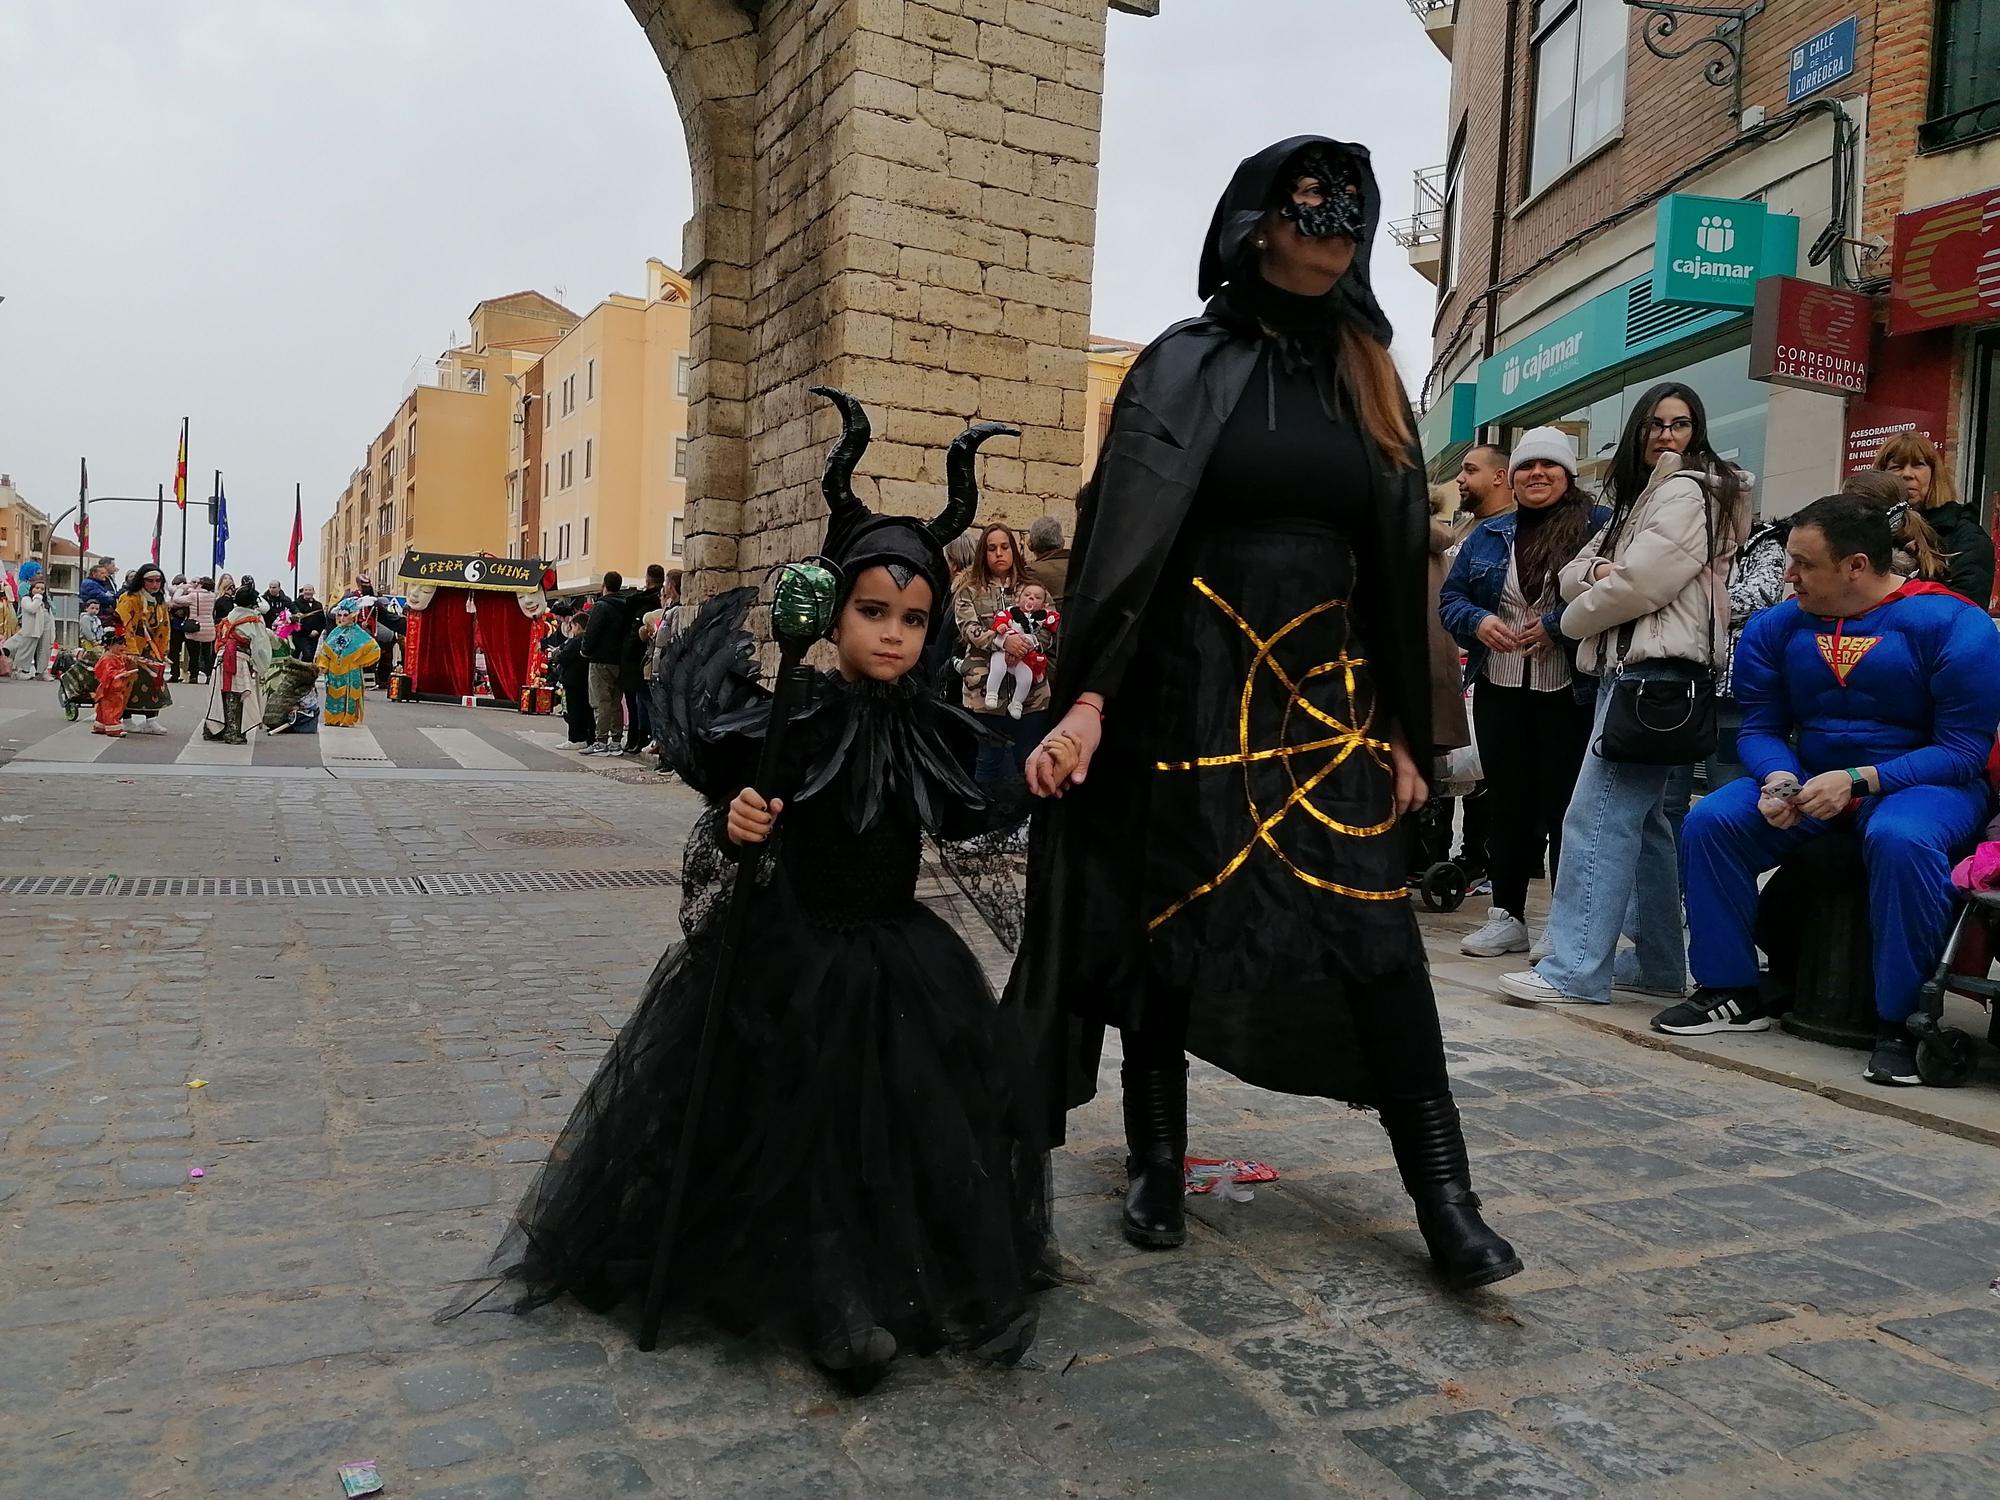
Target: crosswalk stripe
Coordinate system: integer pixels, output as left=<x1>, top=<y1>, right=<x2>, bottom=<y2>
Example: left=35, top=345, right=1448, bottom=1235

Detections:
left=320, top=723, right=390, bottom=766
left=174, top=712, right=253, bottom=766
left=12, top=716, right=118, bottom=763
left=420, top=726, right=525, bottom=771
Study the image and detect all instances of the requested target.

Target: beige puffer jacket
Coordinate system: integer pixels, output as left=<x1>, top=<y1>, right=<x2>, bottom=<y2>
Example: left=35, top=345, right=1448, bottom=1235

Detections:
left=1559, top=453, right=1752, bottom=676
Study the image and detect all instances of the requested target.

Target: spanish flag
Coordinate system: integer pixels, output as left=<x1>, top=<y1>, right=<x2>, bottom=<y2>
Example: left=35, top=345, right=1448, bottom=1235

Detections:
left=174, top=418, right=188, bottom=509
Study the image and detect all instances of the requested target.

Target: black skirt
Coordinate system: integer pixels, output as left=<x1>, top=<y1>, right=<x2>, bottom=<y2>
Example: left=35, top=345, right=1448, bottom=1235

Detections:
left=1101, top=521, right=1434, bottom=1099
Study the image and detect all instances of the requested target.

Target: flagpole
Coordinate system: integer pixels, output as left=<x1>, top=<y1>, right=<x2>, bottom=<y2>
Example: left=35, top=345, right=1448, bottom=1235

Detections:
left=178, top=418, right=189, bottom=577
left=153, top=484, right=164, bottom=566
left=211, top=470, right=221, bottom=578
left=292, top=482, right=301, bottom=597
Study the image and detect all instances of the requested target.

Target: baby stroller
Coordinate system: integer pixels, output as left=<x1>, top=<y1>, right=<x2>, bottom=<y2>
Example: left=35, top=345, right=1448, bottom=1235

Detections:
left=1412, top=742, right=1481, bottom=913
left=54, top=643, right=101, bottom=722
left=1909, top=892, right=2000, bottom=1087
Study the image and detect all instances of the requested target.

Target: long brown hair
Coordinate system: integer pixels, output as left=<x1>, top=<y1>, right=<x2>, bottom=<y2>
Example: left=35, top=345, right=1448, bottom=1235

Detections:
left=1337, top=323, right=1415, bottom=467
left=955, top=521, right=1029, bottom=596
left=1873, top=430, right=1956, bottom=509
left=1514, top=478, right=1598, bottom=607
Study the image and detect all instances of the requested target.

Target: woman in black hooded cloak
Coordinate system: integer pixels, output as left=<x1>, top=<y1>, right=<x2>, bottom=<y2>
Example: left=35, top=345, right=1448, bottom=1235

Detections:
left=1004, top=137, right=1520, bottom=1289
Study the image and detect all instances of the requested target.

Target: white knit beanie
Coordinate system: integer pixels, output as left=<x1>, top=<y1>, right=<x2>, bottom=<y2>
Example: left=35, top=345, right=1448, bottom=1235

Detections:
left=1508, top=425, right=1579, bottom=480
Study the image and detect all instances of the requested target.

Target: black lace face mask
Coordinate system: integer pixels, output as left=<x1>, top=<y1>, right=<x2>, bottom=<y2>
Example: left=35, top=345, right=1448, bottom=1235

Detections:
left=1276, top=152, right=1366, bottom=241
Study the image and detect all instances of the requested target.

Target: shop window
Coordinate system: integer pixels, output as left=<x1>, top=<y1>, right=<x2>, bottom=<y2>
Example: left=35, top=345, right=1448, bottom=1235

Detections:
left=1925, top=0, right=2000, bottom=150
left=1529, top=0, right=1627, bottom=194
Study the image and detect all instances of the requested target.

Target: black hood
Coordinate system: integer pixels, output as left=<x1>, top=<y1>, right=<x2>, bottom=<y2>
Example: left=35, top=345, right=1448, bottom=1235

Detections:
left=1196, top=134, right=1394, bottom=348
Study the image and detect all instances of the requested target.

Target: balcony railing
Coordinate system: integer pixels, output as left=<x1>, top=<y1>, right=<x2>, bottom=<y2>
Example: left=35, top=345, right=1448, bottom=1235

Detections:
left=1921, top=95, right=2000, bottom=152
left=1387, top=164, right=1448, bottom=250
left=1405, top=0, right=1456, bottom=57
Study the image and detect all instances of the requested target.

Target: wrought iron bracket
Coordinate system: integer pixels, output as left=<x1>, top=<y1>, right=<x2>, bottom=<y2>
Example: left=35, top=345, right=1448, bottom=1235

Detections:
left=1625, top=0, right=1765, bottom=124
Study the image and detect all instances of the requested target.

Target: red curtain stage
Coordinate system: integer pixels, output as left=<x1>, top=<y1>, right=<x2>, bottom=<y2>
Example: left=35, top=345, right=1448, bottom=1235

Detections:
left=473, top=591, right=534, bottom=702
left=411, top=589, right=476, bottom=698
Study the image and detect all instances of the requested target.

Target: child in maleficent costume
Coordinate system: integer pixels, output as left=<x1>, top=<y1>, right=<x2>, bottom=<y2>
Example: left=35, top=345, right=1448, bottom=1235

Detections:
left=447, top=390, right=1052, bottom=1390
left=1006, top=137, right=1521, bottom=1289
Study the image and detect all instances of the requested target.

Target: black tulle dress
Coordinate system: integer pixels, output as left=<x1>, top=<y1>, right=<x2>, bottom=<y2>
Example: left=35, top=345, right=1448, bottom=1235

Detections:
left=456, top=593, right=1052, bottom=1370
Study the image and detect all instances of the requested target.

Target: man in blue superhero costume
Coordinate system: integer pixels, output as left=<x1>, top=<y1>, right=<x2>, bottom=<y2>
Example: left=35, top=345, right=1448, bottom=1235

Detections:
left=1656, top=494, right=2000, bottom=1084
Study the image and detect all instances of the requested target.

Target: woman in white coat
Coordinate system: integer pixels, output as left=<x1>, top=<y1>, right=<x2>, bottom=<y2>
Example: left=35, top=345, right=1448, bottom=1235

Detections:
left=1498, top=382, right=1749, bottom=1007
left=10, top=576, right=57, bottom=680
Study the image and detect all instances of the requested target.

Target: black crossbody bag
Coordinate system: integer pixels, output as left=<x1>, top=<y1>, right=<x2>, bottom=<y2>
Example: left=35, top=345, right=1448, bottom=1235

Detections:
left=1594, top=483, right=1719, bottom=765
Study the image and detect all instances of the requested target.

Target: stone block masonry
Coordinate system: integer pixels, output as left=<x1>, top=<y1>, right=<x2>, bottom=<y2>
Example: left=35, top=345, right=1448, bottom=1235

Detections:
left=631, top=0, right=1139, bottom=607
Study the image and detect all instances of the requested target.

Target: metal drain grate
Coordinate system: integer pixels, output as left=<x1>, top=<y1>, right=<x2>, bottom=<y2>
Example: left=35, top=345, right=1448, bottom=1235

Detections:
left=490, top=829, right=633, bottom=849
left=419, top=869, right=678, bottom=896
left=0, top=869, right=679, bottom=899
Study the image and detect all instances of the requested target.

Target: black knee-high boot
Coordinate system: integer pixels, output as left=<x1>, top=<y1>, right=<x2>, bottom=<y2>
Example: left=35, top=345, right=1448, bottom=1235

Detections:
left=1378, top=1095, right=1522, bottom=1290
left=1121, top=1063, right=1187, bottom=1249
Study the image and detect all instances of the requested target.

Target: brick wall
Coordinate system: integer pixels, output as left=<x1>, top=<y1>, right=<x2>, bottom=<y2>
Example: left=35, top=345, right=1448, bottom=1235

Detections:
left=1432, top=0, right=1920, bottom=390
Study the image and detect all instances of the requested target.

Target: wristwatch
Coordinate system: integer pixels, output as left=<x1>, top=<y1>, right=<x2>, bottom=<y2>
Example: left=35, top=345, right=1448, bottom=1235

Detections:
left=1845, top=768, right=1869, bottom=799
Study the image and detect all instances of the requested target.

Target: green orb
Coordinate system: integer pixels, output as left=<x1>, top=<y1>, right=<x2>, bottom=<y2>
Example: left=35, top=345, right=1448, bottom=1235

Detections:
left=772, top=561, right=839, bottom=644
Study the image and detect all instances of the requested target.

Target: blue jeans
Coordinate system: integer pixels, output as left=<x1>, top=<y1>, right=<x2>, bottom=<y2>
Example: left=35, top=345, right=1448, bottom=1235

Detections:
left=1535, top=669, right=1690, bottom=1002
left=1683, top=776, right=1987, bottom=1023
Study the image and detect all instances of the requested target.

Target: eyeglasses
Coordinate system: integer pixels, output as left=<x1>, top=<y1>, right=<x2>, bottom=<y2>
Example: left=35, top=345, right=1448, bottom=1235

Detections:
left=1646, top=417, right=1694, bottom=436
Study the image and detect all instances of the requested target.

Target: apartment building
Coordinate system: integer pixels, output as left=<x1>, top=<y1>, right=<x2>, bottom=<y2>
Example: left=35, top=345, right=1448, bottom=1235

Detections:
left=1397, top=0, right=1997, bottom=535
left=321, top=292, right=578, bottom=599
left=510, top=260, right=693, bottom=594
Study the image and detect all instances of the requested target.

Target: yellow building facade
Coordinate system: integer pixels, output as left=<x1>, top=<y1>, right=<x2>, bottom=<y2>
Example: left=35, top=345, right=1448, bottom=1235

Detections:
left=513, top=260, right=692, bottom=594
left=1081, top=338, right=1141, bottom=479
left=320, top=292, right=578, bottom=600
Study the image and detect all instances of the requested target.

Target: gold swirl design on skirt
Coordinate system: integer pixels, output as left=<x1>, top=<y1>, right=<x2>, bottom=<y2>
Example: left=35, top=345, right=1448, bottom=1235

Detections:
left=1150, top=577, right=1401, bottom=930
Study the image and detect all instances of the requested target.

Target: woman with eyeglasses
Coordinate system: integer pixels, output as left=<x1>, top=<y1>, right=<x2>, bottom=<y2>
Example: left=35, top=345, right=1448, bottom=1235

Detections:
left=1497, top=382, right=1750, bottom=1009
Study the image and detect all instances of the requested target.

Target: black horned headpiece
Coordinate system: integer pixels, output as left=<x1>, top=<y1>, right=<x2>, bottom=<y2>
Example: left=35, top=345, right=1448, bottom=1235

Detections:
left=808, top=386, right=1017, bottom=641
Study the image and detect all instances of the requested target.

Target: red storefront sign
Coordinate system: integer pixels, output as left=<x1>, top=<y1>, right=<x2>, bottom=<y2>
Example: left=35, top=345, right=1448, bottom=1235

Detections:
left=1841, top=325, right=1954, bottom=475
left=1749, top=276, right=1871, bottom=394
left=1889, top=187, right=2000, bottom=334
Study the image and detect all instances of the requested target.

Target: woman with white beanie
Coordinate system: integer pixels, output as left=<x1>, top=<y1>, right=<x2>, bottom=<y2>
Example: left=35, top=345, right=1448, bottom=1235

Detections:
left=1439, top=427, right=1608, bottom=957
left=1499, top=383, right=1750, bottom=1007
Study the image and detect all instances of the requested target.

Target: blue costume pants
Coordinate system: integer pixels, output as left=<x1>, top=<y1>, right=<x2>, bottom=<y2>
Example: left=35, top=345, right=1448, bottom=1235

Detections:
left=1682, top=777, right=1988, bottom=1023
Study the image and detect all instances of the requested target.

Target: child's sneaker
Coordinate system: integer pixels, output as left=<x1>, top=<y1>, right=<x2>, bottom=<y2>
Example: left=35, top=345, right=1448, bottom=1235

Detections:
left=1007, top=700, right=1023, bottom=719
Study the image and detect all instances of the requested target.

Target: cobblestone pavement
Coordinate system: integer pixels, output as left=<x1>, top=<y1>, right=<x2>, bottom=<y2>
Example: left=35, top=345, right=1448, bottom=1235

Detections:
left=3, top=756, right=1999, bottom=1498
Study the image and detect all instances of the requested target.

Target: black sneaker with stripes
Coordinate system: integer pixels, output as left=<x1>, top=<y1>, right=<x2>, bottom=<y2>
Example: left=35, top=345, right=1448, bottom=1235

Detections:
left=1650, top=986, right=1770, bottom=1036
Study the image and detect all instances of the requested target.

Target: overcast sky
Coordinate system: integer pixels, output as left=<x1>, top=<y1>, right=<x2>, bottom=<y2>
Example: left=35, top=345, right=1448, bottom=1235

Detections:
left=0, top=1, right=1446, bottom=583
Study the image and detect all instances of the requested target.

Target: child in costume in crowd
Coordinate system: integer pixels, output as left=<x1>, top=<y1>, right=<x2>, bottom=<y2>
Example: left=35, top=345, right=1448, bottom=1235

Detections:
left=983, top=582, right=1059, bottom=720
left=91, top=629, right=142, bottom=737
left=450, top=390, right=1051, bottom=1392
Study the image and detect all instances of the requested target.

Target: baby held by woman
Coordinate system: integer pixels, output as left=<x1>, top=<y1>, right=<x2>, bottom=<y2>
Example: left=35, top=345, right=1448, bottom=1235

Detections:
left=984, top=583, right=1059, bottom=719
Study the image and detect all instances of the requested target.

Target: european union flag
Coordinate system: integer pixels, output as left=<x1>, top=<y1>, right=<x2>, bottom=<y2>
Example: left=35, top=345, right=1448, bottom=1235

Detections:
left=212, top=482, right=229, bottom=571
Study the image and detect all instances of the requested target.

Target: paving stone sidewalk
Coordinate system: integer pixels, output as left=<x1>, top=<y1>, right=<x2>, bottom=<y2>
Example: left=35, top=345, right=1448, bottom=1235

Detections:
left=3, top=770, right=1998, bottom=1498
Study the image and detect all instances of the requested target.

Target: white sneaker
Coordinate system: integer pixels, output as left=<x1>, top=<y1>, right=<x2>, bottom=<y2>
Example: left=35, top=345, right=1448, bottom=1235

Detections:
left=1529, top=925, right=1552, bottom=960
left=1460, top=907, right=1530, bottom=957
left=1007, top=701, right=1024, bottom=720
left=1497, top=969, right=1602, bottom=1007
left=984, top=694, right=1002, bottom=711
left=129, top=718, right=166, bottom=735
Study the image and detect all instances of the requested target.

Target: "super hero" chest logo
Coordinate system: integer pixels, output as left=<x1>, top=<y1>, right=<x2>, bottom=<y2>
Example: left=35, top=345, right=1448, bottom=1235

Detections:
left=1815, top=633, right=1881, bottom=685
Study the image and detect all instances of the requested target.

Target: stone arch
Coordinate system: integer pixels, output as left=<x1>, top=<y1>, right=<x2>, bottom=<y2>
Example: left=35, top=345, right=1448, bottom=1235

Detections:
left=627, top=0, right=1159, bottom=601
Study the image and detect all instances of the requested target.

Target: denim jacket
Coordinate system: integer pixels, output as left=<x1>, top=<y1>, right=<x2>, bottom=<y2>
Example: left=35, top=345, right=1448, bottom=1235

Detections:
left=1438, top=505, right=1611, bottom=698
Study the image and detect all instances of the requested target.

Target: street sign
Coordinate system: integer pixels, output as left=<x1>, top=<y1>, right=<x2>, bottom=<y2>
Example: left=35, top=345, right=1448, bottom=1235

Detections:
left=1748, top=277, right=1872, bottom=395
left=1653, top=194, right=1769, bottom=309
left=1788, top=17, right=1857, bottom=105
